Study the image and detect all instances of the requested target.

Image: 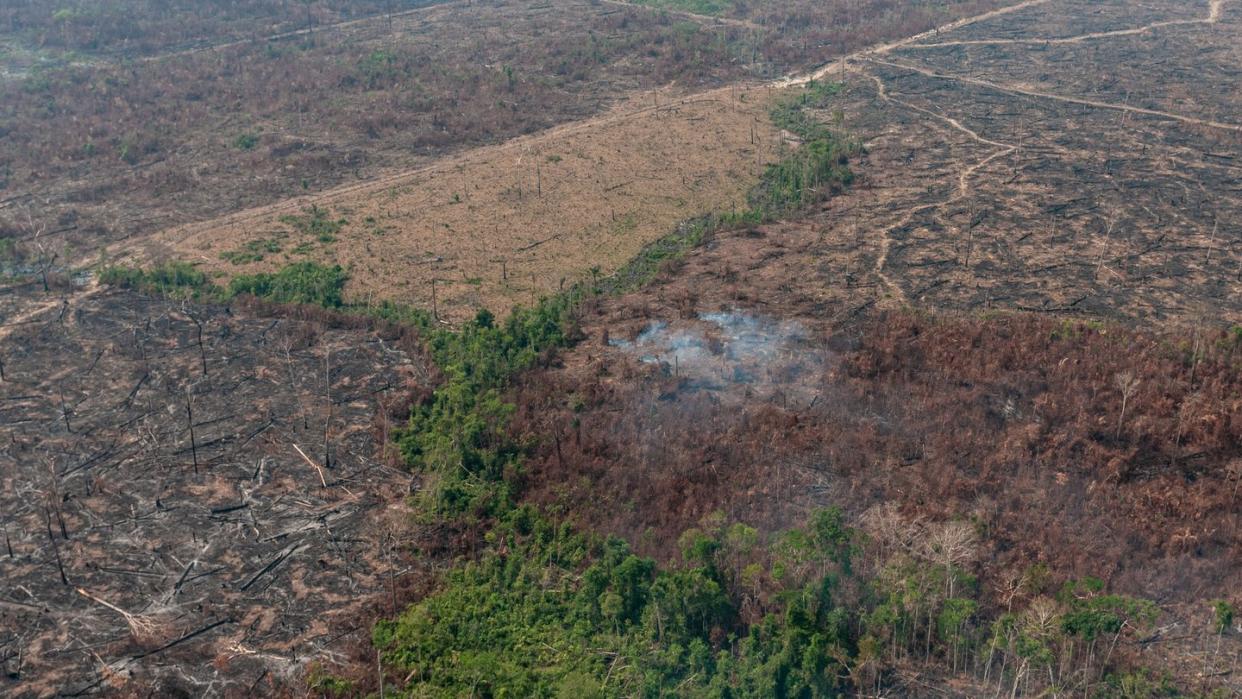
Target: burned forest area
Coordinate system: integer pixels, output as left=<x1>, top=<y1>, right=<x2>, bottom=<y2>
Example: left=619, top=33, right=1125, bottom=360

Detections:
left=0, top=285, right=429, bottom=694
left=1, top=0, right=1241, bottom=697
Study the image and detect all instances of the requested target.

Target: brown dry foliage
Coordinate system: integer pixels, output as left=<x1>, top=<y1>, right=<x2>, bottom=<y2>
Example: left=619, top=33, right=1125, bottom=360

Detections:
left=512, top=307, right=1242, bottom=604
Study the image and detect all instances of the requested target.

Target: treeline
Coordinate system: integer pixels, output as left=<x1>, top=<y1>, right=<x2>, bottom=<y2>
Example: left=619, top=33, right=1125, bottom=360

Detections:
left=751, top=80, right=860, bottom=213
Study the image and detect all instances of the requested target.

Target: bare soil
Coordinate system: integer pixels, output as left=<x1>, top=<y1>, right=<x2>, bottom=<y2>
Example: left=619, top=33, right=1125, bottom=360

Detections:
left=796, top=0, right=1242, bottom=323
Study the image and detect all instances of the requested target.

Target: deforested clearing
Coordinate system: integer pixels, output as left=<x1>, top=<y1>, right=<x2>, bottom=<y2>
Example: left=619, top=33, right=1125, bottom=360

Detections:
left=146, top=85, right=784, bottom=322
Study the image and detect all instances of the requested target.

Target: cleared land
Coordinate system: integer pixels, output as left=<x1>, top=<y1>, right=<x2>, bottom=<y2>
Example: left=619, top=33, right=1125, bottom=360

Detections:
left=0, top=285, right=427, bottom=695
left=797, top=0, right=1242, bottom=322
left=1, top=0, right=763, bottom=259
left=3, top=0, right=1241, bottom=694
left=146, top=86, right=783, bottom=322
left=1, top=0, right=1009, bottom=314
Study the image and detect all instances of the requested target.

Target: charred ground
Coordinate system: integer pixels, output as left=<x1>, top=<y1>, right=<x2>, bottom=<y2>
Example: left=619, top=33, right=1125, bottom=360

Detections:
left=0, top=285, right=427, bottom=695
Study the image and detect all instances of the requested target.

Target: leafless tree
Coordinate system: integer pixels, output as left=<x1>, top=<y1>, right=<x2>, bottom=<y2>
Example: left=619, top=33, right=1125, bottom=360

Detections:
left=1114, top=371, right=1140, bottom=438
left=924, top=520, right=977, bottom=598
left=19, top=204, right=59, bottom=293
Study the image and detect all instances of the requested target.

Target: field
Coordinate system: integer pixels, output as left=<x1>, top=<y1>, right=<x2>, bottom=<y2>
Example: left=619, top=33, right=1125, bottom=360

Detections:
left=146, top=85, right=782, bottom=323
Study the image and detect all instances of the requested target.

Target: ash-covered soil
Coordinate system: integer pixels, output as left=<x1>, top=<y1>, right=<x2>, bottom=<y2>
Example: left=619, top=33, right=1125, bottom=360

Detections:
left=791, top=0, right=1242, bottom=322
left=0, top=285, right=427, bottom=695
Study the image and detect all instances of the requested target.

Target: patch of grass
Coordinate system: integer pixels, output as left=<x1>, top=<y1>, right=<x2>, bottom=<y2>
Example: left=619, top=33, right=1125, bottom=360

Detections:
left=233, top=132, right=258, bottom=150
left=280, top=205, right=346, bottom=242
left=219, top=250, right=264, bottom=264
left=219, top=237, right=283, bottom=265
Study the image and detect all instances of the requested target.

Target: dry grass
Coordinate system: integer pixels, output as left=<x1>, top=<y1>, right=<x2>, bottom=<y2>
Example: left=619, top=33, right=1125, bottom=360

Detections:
left=141, top=85, right=786, bottom=321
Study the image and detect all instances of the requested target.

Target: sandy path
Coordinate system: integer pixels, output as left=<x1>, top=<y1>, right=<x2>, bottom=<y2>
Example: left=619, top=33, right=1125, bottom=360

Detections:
left=775, top=0, right=1055, bottom=87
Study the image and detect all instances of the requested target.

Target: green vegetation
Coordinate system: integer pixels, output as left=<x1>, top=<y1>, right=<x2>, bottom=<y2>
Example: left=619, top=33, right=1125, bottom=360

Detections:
left=394, top=296, right=577, bottom=517
left=751, top=81, right=860, bottom=214
left=357, top=49, right=400, bottom=90
left=375, top=506, right=1167, bottom=697
left=99, top=259, right=347, bottom=308
left=219, top=236, right=282, bottom=264
left=305, top=665, right=355, bottom=697
left=233, top=132, right=259, bottom=150
left=1213, top=600, right=1235, bottom=635
left=98, top=260, right=207, bottom=295
left=280, top=205, right=346, bottom=243
left=228, top=261, right=349, bottom=307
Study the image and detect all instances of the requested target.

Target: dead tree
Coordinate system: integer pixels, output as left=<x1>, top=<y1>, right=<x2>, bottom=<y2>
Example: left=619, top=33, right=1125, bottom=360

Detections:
left=185, top=384, right=199, bottom=474
left=22, top=205, right=57, bottom=293
left=1114, top=371, right=1140, bottom=438
left=182, top=301, right=208, bottom=377
left=323, top=348, right=332, bottom=470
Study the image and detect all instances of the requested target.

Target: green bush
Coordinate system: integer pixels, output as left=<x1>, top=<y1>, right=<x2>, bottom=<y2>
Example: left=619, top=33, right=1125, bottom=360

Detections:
left=1213, top=600, right=1234, bottom=635
left=280, top=206, right=345, bottom=242
left=228, top=261, right=348, bottom=307
left=233, top=132, right=259, bottom=150
left=99, top=260, right=347, bottom=308
left=99, top=261, right=208, bottom=295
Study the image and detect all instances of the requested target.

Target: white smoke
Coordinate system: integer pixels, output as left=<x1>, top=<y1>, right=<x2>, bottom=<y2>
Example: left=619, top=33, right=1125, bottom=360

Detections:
left=609, top=309, right=832, bottom=407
